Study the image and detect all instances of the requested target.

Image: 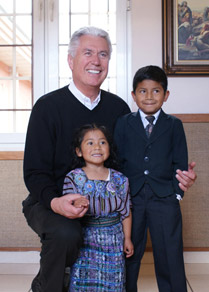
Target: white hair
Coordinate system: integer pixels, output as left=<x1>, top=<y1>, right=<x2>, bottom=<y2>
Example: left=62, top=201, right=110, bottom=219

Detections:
left=68, top=26, right=112, bottom=58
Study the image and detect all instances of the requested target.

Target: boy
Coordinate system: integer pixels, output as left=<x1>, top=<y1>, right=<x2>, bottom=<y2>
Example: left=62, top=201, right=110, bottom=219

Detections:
left=114, top=65, right=188, bottom=292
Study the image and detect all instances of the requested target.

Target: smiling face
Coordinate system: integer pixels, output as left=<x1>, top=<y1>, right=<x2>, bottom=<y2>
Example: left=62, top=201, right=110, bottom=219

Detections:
left=132, top=79, right=169, bottom=115
left=68, top=35, right=110, bottom=98
left=76, top=129, right=110, bottom=167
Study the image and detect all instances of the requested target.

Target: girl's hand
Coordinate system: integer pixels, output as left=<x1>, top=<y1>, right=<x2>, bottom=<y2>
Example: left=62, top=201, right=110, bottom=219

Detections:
left=73, top=197, right=89, bottom=208
left=51, top=194, right=89, bottom=219
left=124, top=238, right=134, bottom=258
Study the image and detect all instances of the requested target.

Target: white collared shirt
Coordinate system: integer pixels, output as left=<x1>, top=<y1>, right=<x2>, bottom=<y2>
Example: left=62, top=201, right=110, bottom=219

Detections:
left=68, top=81, right=101, bottom=110
left=139, top=108, right=161, bottom=129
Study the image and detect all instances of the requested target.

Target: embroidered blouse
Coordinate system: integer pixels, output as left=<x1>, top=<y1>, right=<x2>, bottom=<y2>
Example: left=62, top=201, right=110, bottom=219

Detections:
left=63, top=168, right=131, bottom=220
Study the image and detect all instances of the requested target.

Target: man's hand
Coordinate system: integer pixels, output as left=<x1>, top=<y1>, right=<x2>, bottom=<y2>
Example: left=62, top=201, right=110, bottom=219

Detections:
left=176, top=161, right=197, bottom=192
left=50, top=194, right=89, bottom=219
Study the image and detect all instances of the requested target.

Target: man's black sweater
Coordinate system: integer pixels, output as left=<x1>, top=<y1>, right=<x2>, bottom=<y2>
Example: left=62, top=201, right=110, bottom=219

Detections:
left=23, top=86, right=130, bottom=208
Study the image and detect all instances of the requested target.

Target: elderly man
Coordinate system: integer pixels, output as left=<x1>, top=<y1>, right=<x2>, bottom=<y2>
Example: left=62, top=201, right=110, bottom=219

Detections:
left=23, top=26, right=196, bottom=292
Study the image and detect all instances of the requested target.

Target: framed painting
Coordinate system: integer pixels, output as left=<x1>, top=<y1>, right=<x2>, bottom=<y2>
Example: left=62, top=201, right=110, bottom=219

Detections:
left=162, top=0, right=209, bottom=75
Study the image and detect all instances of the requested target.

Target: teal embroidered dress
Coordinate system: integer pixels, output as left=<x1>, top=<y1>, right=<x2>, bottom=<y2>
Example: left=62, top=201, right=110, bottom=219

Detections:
left=63, top=168, right=131, bottom=291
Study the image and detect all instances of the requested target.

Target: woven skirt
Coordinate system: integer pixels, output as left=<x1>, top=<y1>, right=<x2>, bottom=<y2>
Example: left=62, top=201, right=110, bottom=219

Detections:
left=69, top=215, right=125, bottom=292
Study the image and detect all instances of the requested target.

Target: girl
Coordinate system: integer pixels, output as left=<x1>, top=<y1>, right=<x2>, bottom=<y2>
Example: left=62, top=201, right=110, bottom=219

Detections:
left=63, top=124, right=133, bottom=292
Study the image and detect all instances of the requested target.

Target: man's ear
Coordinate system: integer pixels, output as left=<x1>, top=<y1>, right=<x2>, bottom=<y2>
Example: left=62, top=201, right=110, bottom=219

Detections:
left=75, top=147, right=82, bottom=157
left=164, top=90, right=170, bottom=102
left=68, top=54, right=74, bottom=70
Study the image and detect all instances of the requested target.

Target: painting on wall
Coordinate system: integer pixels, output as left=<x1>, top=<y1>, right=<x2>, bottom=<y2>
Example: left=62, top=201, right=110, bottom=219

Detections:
left=162, top=0, right=209, bottom=75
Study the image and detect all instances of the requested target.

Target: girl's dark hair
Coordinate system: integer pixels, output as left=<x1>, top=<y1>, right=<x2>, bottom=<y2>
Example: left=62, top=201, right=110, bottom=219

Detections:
left=71, top=123, right=119, bottom=170
left=133, top=65, right=168, bottom=93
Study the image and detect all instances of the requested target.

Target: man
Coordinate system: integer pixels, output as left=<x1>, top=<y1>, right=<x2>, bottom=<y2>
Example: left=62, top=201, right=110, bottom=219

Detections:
left=23, top=26, right=196, bottom=292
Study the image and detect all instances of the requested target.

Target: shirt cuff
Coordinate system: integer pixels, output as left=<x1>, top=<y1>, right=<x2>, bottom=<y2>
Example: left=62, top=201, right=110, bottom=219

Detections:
left=176, top=194, right=182, bottom=201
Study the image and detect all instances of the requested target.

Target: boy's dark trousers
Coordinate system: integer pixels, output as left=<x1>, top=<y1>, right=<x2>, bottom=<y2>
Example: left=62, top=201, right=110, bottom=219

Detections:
left=125, top=183, right=187, bottom=292
left=22, top=196, right=83, bottom=292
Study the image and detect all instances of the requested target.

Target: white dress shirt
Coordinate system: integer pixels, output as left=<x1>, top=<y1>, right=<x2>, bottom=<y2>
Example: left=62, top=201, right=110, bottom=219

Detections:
left=68, top=81, right=101, bottom=110
left=139, top=108, right=161, bottom=129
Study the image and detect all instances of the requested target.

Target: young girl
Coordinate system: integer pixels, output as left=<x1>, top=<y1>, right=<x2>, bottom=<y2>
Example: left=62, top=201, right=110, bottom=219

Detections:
left=63, top=124, right=134, bottom=292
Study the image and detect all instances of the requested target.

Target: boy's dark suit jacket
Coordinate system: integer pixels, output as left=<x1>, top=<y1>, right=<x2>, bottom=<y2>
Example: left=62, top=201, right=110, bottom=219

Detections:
left=114, top=109, right=188, bottom=198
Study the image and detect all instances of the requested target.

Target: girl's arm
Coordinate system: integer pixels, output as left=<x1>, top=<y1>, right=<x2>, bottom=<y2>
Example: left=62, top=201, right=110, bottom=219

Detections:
left=122, top=210, right=134, bottom=258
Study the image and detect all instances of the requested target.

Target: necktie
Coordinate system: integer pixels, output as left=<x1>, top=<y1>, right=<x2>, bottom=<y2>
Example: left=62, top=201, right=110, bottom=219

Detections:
left=145, top=116, right=155, bottom=138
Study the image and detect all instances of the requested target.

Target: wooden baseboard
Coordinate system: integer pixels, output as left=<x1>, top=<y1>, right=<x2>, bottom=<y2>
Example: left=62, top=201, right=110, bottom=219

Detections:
left=146, top=247, right=209, bottom=252
left=183, top=247, right=209, bottom=251
left=1, top=247, right=209, bottom=252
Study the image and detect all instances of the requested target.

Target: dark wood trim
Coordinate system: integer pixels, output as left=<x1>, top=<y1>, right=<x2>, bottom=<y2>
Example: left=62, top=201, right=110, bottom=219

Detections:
left=162, top=0, right=209, bottom=76
left=0, top=151, right=24, bottom=160
left=183, top=247, right=209, bottom=251
left=0, top=114, right=208, bottom=161
left=173, top=114, right=209, bottom=123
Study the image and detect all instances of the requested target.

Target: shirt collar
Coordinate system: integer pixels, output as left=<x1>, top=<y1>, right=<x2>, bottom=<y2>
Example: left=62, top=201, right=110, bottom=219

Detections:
left=68, top=80, right=101, bottom=110
left=139, top=108, right=161, bottom=128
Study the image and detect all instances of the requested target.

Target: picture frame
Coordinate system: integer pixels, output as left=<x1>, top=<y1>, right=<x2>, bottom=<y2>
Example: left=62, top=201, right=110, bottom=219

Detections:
left=162, top=0, right=209, bottom=75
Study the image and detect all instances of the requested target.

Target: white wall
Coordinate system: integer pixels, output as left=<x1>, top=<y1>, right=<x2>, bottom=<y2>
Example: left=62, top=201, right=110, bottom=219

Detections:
left=130, top=0, right=209, bottom=114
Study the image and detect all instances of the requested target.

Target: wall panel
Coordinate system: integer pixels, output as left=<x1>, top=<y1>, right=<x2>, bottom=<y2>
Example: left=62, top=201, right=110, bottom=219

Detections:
left=0, top=123, right=208, bottom=249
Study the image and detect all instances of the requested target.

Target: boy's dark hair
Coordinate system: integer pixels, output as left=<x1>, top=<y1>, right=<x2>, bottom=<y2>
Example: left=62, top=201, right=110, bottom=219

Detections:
left=133, top=65, right=168, bottom=93
left=71, top=123, right=119, bottom=170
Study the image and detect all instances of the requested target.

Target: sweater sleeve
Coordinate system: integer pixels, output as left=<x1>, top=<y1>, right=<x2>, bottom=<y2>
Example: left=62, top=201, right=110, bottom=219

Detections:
left=23, top=97, right=60, bottom=209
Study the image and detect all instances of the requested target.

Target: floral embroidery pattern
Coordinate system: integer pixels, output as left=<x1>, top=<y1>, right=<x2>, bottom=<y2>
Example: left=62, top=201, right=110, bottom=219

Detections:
left=74, top=172, right=86, bottom=186
left=106, top=182, right=116, bottom=196
left=83, top=181, right=95, bottom=196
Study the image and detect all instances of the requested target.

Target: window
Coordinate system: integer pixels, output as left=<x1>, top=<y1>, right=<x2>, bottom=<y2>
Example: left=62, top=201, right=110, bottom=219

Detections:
left=0, top=0, right=130, bottom=150
left=0, top=0, right=32, bottom=149
left=59, top=0, right=117, bottom=93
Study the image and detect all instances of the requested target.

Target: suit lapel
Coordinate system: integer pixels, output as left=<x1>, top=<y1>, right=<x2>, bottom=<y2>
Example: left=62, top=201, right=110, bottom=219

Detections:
left=128, top=111, right=147, bottom=141
left=127, top=110, right=172, bottom=143
left=150, top=110, right=171, bottom=142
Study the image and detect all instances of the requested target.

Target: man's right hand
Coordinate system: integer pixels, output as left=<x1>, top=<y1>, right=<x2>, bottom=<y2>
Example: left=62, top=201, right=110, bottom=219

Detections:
left=50, top=194, right=89, bottom=219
